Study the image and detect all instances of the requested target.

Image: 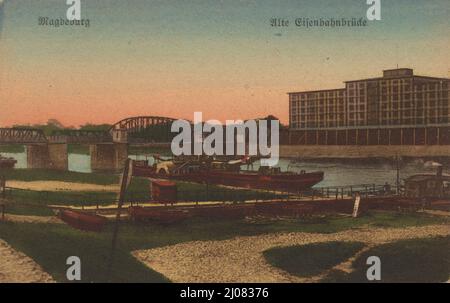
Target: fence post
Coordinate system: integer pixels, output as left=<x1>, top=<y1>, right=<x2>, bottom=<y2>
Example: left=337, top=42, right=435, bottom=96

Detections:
left=1, top=177, right=5, bottom=199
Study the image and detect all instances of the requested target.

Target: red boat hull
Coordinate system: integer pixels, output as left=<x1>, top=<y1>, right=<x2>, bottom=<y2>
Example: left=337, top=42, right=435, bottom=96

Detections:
left=58, top=210, right=107, bottom=232
left=133, top=166, right=324, bottom=192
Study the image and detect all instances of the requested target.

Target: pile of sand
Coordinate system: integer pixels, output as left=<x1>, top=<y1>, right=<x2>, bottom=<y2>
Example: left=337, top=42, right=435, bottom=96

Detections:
left=133, top=224, right=450, bottom=283
left=0, top=239, right=54, bottom=283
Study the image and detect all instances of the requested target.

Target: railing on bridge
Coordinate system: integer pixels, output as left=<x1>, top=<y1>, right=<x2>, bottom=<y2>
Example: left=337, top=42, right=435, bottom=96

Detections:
left=48, top=130, right=112, bottom=144
left=0, top=128, right=48, bottom=144
left=109, top=116, right=176, bottom=144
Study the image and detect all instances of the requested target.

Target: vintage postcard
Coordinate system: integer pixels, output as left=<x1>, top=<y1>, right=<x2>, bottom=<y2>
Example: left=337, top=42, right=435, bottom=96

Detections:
left=0, top=0, right=449, bottom=291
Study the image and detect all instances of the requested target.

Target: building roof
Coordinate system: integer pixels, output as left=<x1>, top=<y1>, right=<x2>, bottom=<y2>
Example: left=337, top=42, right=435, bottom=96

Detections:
left=288, top=69, right=449, bottom=94
left=345, top=75, right=450, bottom=83
left=287, top=88, right=345, bottom=95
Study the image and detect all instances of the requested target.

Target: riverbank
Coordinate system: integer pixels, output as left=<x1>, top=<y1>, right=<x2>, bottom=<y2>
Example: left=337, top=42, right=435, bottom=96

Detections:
left=0, top=239, right=54, bottom=283
left=0, top=210, right=448, bottom=282
left=133, top=224, right=450, bottom=283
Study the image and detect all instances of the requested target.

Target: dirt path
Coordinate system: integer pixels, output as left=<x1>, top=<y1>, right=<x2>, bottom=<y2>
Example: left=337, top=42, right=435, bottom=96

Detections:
left=2, top=214, right=62, bottom=224
left=133, top=224, right=450, bottom=283
left=8, top=181, right=119, bottom=192
left=0, top=239, right=54, bottom=283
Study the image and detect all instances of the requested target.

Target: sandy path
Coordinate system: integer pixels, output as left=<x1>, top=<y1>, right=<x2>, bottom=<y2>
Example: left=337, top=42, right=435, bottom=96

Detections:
left=133, top=224, right=450, bottom=283
left=8, top=181, right=119, bottom=192
left=2, top=214, right=62, bottom=224
left=0, top=239, right=54, bottom=283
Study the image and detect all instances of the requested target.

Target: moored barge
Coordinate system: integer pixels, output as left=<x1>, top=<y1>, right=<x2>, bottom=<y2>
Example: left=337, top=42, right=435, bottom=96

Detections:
left=132, top=156, right=324, bottom=192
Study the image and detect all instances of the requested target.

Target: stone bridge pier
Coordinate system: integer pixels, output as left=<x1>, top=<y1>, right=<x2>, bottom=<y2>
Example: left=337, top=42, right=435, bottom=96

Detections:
left=26, top=144, right=68, bottom=170
left=90, top=143, right=128, bottom=172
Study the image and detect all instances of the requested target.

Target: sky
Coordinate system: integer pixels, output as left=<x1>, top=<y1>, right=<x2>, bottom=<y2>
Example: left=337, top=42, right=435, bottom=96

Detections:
left=0, top=0, right=449, bottom=127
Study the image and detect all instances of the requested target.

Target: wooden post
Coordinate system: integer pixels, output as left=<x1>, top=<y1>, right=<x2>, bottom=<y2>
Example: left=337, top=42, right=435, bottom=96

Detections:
left=352, top=193, right=361, bottom=218
left=0, top=177, right=5, bottom=221
left=1, top=177, right=5, bottom=199
left=108, top=158, right=133, bottom=279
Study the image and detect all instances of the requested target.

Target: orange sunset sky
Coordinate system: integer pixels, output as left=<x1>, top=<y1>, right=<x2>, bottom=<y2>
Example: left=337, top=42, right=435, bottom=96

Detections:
left=0, top=0, right=449, bottom=127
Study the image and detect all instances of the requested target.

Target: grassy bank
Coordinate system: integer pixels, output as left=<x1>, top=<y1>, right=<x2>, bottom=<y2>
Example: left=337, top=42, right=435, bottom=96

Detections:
left=0, top=211, right=447, bottom=282
left=0, top=145, right=25, bottom=153
left=2, top=169, right=119, bottom=184
left=323, top=236, right=450, bottom=283
left=264, top=242, right=365, bottom=278
left=1, top=169, right=282, bottom=216
left=0, top=222, right=168, bottom=283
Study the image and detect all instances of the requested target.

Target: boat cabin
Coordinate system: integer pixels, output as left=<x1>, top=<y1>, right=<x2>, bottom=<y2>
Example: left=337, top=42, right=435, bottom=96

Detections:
left=258, top=166, right=282, bottom=175
left=404, top=169, right=450, bottom=199
left=151, top=180, right=177, bottom=203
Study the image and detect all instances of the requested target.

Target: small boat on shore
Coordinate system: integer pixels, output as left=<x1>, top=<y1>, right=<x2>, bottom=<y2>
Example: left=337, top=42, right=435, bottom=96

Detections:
left=58, top=210, right=107, bottom=232
left=0, top=155, right=17, bottom=169
left=132, top=155, right=324, bottom=192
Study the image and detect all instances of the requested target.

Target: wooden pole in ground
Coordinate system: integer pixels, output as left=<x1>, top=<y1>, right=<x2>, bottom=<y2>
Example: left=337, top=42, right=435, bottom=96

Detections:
left=1, top=176, right=5, bottom=199
left=0, top=203, right=4, bottom=221
left=0, top=176, right=5, bottom=220
left=107, top=158, right=133, bottom=280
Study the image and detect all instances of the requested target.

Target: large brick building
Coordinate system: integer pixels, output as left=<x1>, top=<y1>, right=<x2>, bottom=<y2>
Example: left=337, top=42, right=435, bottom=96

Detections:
left=287, top=69, right=450, bottom=145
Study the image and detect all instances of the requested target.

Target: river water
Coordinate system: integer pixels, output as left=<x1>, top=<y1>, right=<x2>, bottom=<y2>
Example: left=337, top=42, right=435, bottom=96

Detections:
left=2, top=151, right=444, bottom=188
